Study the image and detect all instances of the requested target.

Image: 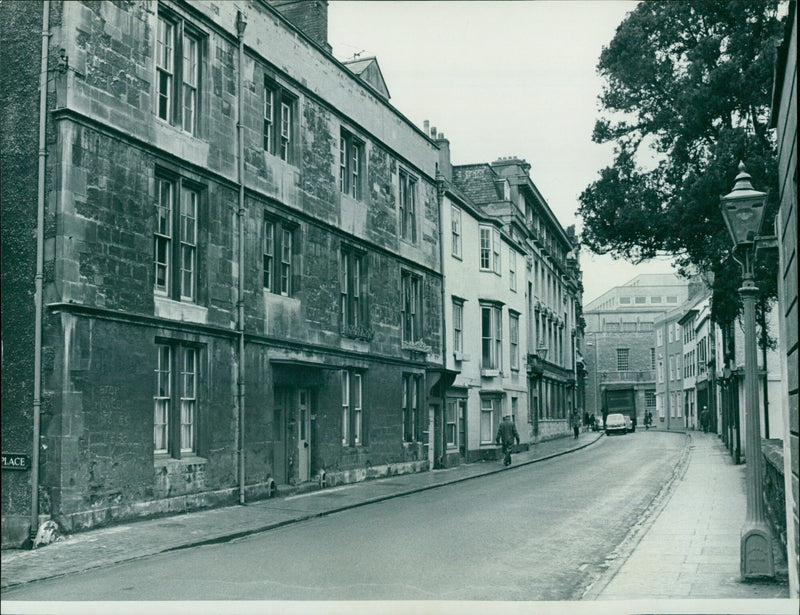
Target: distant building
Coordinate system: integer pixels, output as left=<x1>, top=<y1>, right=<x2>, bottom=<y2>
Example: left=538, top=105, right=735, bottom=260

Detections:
left=654, top=300, right=690, bottom=430
left=584, top=274, right=691, bottom=426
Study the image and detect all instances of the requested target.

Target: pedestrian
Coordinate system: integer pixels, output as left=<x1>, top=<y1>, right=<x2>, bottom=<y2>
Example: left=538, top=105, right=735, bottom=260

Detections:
left=496, top=415, right=520, bottom=466
left=571, top=409, right=580, bottom=439
left=589, top=414, right=596, bottom=431
left=601, top=403, right=608, bottom=430
left=700, top=406, right=709, bottom=433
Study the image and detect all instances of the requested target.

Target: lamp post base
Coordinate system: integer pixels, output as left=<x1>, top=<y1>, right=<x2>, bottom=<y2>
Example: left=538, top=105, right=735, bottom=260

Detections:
left=741, top=523, right=775, bottom=580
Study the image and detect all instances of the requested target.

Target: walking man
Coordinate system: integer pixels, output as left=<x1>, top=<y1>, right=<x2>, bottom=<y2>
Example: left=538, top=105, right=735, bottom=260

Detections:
left=496, top=415, right=520, bottom=466
left=571, top=409, right=581, bottom=439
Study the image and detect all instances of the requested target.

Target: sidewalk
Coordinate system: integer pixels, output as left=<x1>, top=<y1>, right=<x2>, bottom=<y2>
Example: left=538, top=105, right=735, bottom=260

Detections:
left=588, top=430, right=791, bottom=602
left=0, top=430, right=603, bottom=591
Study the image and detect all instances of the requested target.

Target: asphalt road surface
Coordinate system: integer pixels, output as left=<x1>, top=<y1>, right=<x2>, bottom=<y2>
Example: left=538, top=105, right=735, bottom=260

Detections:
left=3, top=431, right=685, bottom=601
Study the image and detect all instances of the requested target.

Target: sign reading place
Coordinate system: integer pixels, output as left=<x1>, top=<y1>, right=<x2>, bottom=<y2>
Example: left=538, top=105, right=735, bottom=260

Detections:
left=1, top=453, right=30, bottom=471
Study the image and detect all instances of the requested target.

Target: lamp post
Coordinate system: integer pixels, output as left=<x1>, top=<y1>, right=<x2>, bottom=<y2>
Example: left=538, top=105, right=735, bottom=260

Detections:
left=719, top=161, right=774, bottom=580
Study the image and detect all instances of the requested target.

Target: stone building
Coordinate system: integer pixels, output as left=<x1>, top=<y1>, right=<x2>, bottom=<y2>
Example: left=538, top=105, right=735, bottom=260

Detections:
left=1, top=0, right=447, bottom=547
left=584, top=274, right=690, bottom=426
left=770, top=0, right=798, bottom=595
left=450, top=157, right=584, bottom=444
left=654, top=300, right=690, bottom=430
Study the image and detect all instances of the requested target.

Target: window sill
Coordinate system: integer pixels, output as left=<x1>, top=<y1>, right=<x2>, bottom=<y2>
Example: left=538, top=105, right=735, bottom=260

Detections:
left=342, top=325, right=375, bottom=342
left=154, top=296, right=208, bottom=324
left=480, top=369, right=501, bottom=378
left=263, top=289, right=300, bottom=305
left=402, top=341, right=432, bottom=354
left=154, top=454, right=207, bottom=468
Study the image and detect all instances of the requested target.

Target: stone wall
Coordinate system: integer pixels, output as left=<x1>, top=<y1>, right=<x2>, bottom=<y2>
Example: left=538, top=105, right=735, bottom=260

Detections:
left=0, top=0, right=47, bottom=547
left=763, top=439, right=789, bottom=570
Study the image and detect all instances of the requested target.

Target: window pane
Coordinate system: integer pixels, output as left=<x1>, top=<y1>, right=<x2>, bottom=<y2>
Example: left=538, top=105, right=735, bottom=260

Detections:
left=482, top=307, right=492, bottom=367
left=156, top=17, right=173, bottom=120
left=351, top=141, right=360, bottom=199
left=480, top=403, right=493, bottom=443
left=182, top=35, right=198, bottom=133
left=154, top=345, right=171, bottom=452
left=180, top=348, right=196, bottom=452
left=353, top=374, right=362, bottom=444
left=339, top=136, right=347, bottom=193
left=480, top=228, right=490, bottom=269
left=281, top=228, right=292, bottom=295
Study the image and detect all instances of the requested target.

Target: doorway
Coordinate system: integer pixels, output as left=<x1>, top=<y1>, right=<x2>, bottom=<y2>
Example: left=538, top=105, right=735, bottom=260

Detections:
left=297, top=388, right=311, bottom=483
left=273, top=386, right=312, bottom=484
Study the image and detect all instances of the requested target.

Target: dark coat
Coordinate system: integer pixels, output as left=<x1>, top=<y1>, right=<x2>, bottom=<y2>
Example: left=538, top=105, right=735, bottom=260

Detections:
left=496, top=420, right=520, bottom=446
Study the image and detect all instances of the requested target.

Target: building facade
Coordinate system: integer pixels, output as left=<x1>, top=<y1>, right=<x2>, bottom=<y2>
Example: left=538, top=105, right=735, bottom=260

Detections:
left=451, top=157, right=584, bottom=445
left=654, top=301, right=690, bottom=430
left=438, top=153, right=528, bottom=463
left=1, top=0, right=450, bottom=547
left=584, top=274, right=690, bottom=427
left=771, top=0, right=798, bottom=596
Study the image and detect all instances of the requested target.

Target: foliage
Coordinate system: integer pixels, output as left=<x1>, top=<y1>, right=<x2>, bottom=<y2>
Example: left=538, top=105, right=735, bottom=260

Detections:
left=578, top=1, right=785, bottom=328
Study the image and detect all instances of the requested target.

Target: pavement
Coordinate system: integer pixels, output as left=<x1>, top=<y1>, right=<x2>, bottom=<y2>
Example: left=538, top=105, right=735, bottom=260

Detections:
left=587, top=429, right=792, bottom=607
left=1, top=427, right=796, bottom=609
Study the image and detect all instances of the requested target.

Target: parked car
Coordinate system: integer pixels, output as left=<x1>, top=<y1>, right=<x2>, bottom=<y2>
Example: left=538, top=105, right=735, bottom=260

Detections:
left=605, top=413, right=627, bottom=435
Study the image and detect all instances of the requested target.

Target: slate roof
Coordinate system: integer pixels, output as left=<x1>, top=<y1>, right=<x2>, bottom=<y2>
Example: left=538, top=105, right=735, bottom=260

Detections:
left=452, top=164, right=502, bottom=205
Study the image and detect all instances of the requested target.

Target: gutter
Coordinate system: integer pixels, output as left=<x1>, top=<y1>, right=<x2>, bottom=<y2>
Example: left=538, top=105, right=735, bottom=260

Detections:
left=235, top=10, right=247, bottom=505
left=31, top=0, right=51, bottom=544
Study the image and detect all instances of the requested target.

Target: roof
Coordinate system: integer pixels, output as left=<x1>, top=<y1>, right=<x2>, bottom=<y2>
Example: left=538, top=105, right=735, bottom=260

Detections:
left=342, top=56, right=391, bottom=99
left=452, top=164, right=502, bottom=205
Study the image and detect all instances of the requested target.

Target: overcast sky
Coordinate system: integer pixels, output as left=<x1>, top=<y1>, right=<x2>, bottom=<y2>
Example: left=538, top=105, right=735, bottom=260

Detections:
left=327, top=0, right=675, bottom=304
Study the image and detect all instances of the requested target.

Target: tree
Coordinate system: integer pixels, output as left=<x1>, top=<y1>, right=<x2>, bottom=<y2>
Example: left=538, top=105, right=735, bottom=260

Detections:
left=579, top=0, right=785, bottom=329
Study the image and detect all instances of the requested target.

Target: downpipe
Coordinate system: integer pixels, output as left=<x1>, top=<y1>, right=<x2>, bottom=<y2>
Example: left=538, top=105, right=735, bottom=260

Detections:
left=31, top=0, right=51, bottom=545
left=235, top=10, right=247, bottom=505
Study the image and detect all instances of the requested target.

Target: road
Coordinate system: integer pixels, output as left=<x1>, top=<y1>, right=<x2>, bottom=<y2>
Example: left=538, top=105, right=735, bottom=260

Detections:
left=3, top=431, right=685, bottom=601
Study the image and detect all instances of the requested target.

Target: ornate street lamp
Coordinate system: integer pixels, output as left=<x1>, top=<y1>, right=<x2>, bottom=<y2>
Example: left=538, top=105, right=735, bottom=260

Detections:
left=719, top=161, right=774, bottom=580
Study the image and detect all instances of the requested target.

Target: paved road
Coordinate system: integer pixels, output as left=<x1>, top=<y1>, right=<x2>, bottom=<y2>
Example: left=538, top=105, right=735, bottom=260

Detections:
left=3, top=432, right=685, bottom=601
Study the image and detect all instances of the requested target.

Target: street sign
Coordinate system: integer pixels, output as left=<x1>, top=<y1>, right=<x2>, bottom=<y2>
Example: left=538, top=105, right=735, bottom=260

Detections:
left=1, top=453, right=30, bottom=470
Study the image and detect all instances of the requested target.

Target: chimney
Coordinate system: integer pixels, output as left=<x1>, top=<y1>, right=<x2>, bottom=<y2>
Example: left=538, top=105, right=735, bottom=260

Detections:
left=423, top=119, right=430, bottom=136
left=269, top=0, right=331, bottom=53
left=436, top=133, right=452, bottom=181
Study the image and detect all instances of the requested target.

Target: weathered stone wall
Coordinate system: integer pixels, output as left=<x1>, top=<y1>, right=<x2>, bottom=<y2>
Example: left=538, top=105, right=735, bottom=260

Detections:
left=2, top=0, right=444, bottom=541
left=763, top=439, right=788, bottom=569
left=38, top=313, right=238, bottom=533
left=773, top=3, right=798, bottom=593
left=0, top=0, right=46, bottom=547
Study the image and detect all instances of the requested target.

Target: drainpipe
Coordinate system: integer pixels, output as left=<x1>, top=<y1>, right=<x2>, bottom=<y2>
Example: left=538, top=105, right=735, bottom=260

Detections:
left=235, top=10, right=247, bottom=505
left=436, top=177, right=447, bottom=468
left=664, top=322, right=670, bottom=430
left=31, top=0, right=51, bottom=543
